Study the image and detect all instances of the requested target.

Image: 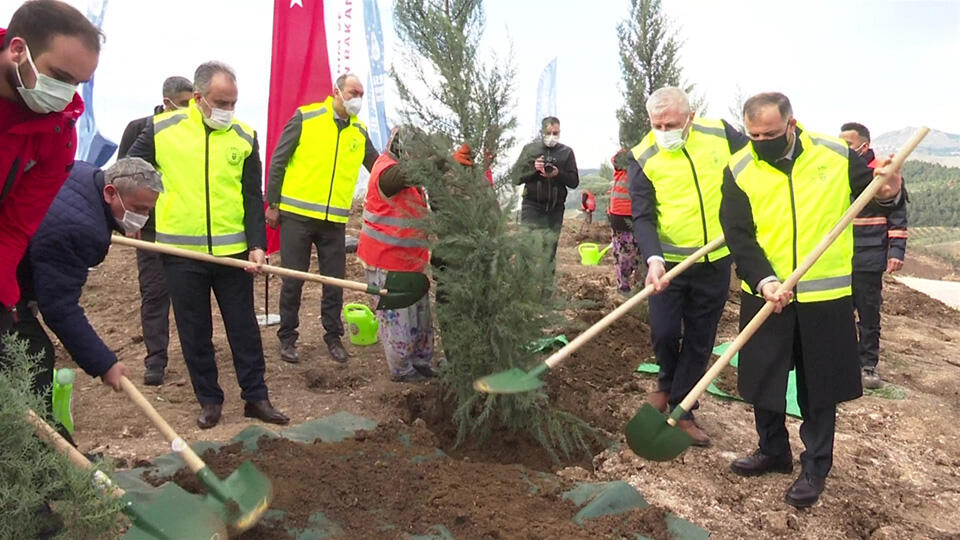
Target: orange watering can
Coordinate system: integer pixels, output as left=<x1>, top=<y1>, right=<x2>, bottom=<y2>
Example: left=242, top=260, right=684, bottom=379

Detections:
left=578, top=243, right=612, bottom=265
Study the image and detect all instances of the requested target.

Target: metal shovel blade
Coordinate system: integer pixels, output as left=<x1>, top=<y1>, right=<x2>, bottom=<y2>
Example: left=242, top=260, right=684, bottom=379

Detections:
left=624, top=403, right=694, bottom=462
left=473, top=367, right=546, bottom=394
left=375, top=271, right=430, bottom=310
left=197, top=461, right=273, bottom=535
left=121, top=483, right=228, bottom=540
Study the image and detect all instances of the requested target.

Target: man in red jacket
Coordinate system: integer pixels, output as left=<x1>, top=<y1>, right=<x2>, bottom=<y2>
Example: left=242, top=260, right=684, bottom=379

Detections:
left=0, top=1, right=101, bottom=333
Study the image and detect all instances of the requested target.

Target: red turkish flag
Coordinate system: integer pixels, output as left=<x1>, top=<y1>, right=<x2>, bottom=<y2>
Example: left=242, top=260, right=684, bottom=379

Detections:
left=265, top=0, right=333, bottom=255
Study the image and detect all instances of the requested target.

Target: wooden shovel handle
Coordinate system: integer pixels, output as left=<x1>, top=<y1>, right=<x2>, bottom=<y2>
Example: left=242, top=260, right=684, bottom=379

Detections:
left=544, top=236, right=726, bottom=369
left=111, top=235, right=387, bottom=296
left=672, top=127, right=929, bottom=423
left=119, top=376, right=207, bottom=473
left=25, top=409, right=125, bottom=496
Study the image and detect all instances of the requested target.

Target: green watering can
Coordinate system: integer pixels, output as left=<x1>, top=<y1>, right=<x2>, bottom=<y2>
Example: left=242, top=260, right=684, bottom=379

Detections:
left=578, top=242, right=612, bottom=265
left=344, top=303, right=379, bottom=346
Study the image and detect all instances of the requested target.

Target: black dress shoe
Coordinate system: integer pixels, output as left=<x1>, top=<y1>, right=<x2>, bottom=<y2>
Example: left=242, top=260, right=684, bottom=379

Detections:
left=244, top=400, right=290, bottom=425
left=785, top=471, right=826, bottom=508
left=143, top=366, right=165, bottom=386
left=326, top=338, right=349, bottom=364
left=730, top=448, right=794, bottom=477
left=197, top=403, right=222, bottom=429
left=390, top=371, right=429, bottom=383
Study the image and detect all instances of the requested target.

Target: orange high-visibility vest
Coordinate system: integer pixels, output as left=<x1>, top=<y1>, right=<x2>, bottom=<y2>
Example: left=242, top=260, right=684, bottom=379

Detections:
left=356, top=154, right=430, bottom=272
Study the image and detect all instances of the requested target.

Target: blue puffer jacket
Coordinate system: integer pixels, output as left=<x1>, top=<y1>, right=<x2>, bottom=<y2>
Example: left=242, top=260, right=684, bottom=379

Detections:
left=18, top=160, right=121, bottom=377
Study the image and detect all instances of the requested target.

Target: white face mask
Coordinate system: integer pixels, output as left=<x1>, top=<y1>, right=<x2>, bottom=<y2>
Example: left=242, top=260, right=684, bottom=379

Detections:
left=15, top=42, right=78, bottom=114
left=115, top=191, right=150, bottom=233
left=653, top=117, right=691, bottom=152
left=200, top=97, right=234, bottom=130
left=339, top=89, right=362, bottom=117
left=542, top=134, right=559, bottom=148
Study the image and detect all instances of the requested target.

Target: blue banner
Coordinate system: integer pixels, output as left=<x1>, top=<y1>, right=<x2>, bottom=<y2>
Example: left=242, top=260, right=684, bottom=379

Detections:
left=363, top=0, right=389, bottom=151
left=533, top=58, right=557, bottom=137
left=76, top=0, right=116, bottom=166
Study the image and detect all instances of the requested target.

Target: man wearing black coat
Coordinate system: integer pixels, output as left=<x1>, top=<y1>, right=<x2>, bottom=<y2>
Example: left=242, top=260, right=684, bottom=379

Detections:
left=839, top=122, right=908, bottom=390
left=513, top=116, right=579, bottom=274
left=10, top=158, right=162, bottom=405
left=719, top=93, right=903, bottom=508
left=117, top=75, right=192, bottom=386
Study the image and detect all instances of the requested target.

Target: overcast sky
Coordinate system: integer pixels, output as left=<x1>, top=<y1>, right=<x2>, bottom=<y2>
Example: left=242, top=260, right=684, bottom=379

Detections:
left=3, top=0, right=957, bottom=169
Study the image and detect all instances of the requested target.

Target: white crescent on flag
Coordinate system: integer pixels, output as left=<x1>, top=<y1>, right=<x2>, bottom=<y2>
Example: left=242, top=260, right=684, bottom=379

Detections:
left=290, top=0, right=303, bottom=7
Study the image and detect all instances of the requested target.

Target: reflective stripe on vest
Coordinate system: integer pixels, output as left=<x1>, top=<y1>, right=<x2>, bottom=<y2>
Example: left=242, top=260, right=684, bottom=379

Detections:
left=278, top=96, right=368, bottom=223
left=356, top=154, right=430, bottom=272
left=630, top=117, right=731, bottom=262
left=729, top=129, right=853, bottom=303
left=609, top=169, right=632, bottom=216
left=153, top=101, right=252, bottom=256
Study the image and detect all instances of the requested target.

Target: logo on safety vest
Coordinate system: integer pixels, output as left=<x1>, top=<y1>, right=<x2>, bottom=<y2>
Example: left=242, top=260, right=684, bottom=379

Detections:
left=228, top=147, right=243, bottom=166
left=349, top=136, right=363, bottom=153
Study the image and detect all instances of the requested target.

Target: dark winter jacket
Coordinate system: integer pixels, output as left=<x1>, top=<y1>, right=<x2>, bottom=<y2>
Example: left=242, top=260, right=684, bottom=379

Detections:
left=852, top=149, right=908, bottom=272
left=0, top=27, right=84, bottom=309
left=512, top=139, right=579, bottom=210
left=17, top=161, right=120, bottom=377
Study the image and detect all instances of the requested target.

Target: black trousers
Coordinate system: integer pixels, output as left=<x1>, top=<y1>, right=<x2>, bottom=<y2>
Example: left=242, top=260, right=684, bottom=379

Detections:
left=1, top=305, right=55, bottom=410
left=277, top=215, right=345, bottom=346
left=852, top=271, right=882, bottom=370
left=136, top=248, right=170, bottom=370
left=162, top=254, right=268, bottom=405
left=753, top=324, right=837, bottom=479
left=520, top=199, right=565, bottom=269
left=1, top=306, right=76, bottom=444
left=648, top=257, right=731, bottom=419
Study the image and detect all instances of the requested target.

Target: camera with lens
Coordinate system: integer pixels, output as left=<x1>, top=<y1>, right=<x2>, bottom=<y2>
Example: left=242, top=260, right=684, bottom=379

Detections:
left=543, top=155, right=558, bottom=174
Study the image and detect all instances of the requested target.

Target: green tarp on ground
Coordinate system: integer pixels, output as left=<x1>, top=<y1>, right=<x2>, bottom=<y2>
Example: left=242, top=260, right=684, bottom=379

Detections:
left=111, top=412, right=710, bottom=539
left=637, top=342, right=905, bottom=418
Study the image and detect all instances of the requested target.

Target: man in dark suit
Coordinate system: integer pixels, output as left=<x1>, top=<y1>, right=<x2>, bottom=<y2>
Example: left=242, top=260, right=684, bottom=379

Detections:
left=117, top=75, right=191, bottom=385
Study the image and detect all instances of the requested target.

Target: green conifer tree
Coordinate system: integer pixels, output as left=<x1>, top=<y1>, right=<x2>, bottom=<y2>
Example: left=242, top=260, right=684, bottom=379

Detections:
left=616, top=0, right=702, bottom=147
left=0, top=335, right=124, bottom=538
left=391, top=0, right=600, bottom=458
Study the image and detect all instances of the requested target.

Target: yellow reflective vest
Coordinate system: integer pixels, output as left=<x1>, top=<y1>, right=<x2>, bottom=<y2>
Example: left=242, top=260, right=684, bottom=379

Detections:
left=152, top=100, right=253, bottom=256
left=631, top=117, right=732, bottom=263
left=728, top=129, right=853, bottom=302
left=278, top=96, right=368, bottom=223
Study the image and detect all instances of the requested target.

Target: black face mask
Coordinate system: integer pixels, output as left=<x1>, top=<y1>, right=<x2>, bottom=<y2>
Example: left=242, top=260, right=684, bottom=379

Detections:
left=753, top=132, right=790, bottom=163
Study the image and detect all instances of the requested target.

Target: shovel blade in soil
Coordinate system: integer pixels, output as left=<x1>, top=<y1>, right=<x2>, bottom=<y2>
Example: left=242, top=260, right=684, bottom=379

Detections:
left=473, top=368, right=546, bottom=394
left=121, top=483, right=228, bottom=540
left=376, top=271, right=430, bottom=310
left=198, top=460, right=273, bottom=535
left=624, top=403, right=694, bottom=462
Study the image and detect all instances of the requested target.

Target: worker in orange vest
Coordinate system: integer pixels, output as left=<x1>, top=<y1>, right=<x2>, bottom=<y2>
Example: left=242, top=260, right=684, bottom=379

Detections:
left=607, top=149, right=640, bottom=296
left=357, top=126, right=435, bottom=383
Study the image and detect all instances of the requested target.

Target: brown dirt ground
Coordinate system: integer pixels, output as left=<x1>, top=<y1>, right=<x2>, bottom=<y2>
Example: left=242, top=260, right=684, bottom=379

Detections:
left=61, top=215, right=960, bottom=539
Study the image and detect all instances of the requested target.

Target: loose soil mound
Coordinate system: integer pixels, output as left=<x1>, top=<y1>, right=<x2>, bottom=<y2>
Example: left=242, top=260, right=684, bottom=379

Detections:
left=148, top=422, right=675, bottom=539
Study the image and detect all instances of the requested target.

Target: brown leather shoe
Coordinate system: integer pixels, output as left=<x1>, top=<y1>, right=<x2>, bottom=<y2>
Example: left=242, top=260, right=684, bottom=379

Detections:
left=646, top=390, right=669, bottom=413
left=677, top=418, right=711, bottom=447
left=244, top=400, right=290, bottom=425
left=326, top=338, right=349, bottom=364
left=197, top=403, right=222, bottom=429
left=730, top=448, right=794, bottom=477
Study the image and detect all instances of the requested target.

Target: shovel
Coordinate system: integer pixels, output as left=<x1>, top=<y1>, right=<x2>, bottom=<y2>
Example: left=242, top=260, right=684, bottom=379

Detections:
left=25, top=409, right=229, bottom=539
left=625, top=127, right=929, bottom=462
left=119, top=376, right=271, bottom=535
left=474, top=236, right=726, bottom=394
left=111, top=235, right=428, bottom=310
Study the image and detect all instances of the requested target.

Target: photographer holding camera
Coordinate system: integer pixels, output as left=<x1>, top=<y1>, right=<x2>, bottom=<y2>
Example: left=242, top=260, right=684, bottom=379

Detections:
left=513, top=116, right=580, bottom=274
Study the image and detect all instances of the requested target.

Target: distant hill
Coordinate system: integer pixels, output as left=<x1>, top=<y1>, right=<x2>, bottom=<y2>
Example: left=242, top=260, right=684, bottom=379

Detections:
left=874, top=127, right=960, bottom=166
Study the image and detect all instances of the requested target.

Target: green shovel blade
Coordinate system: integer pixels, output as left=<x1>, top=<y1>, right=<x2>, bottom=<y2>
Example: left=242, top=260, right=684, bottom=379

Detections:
left=374, top=271, right=430, bottom=310
left=121, top=483, right=228, bottom=540
left=624, top=403, right=694, bottom=462
left=473, top=367, right=546, bottom=394
left=197, top=460, right=273, bottom=534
